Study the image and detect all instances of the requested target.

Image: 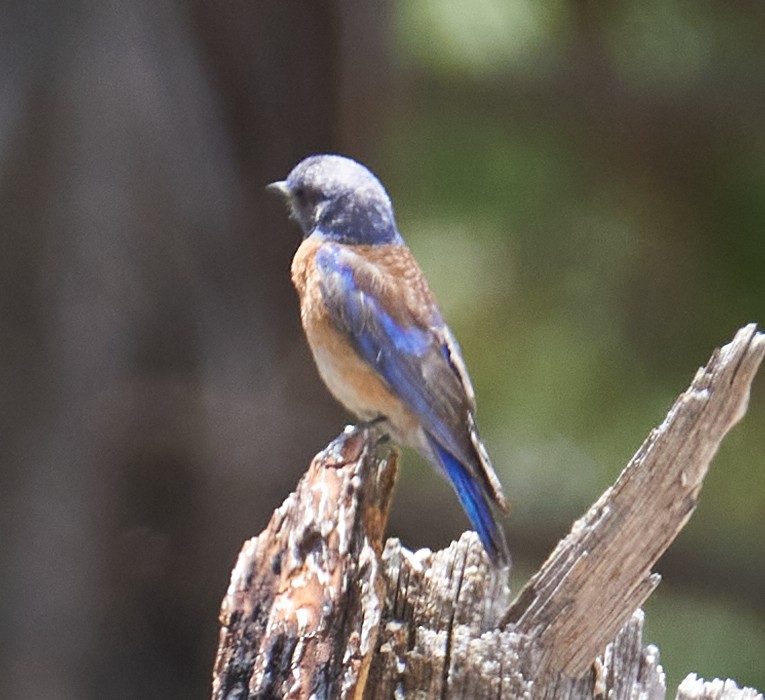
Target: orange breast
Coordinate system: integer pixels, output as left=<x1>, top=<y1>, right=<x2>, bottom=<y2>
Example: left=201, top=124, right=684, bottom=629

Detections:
left=290, top=237, right=422, bottom=442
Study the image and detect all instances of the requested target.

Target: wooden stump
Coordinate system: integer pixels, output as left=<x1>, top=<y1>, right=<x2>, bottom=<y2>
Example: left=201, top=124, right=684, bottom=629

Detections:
left=212, top=324, right=765, bottom=700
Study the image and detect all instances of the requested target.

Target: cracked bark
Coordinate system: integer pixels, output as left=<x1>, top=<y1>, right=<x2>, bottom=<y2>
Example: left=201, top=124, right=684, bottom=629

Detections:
left=212, top=324, right=765, bottom=700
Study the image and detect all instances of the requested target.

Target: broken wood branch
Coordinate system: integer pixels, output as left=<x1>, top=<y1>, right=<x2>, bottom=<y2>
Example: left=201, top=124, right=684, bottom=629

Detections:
left=504, top=323, right=765, bottom=676
left=211, top=324, right=764, bottom=699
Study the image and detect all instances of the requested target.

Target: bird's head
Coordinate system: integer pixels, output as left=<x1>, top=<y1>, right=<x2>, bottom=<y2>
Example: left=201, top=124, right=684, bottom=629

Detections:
left=267, top=154, right=402, bottom=245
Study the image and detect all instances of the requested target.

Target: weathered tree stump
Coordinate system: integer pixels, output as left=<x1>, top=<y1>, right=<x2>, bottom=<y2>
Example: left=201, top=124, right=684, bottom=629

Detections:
left=212, top=324, right=765, bottom=700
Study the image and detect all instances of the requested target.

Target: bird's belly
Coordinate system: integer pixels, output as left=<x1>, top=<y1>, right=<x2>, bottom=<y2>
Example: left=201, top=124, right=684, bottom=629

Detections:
left=305, top=318, right=422, bottom=445
left=307, top=322, right=391, bottom=418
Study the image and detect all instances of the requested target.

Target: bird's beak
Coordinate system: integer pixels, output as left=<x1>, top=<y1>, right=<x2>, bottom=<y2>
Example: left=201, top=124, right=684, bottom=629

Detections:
left=266, top=180, right=290, bottom=198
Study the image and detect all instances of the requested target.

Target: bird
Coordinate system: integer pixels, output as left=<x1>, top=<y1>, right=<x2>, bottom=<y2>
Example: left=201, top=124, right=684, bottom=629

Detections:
left=267, top=154, right=510, bottom=566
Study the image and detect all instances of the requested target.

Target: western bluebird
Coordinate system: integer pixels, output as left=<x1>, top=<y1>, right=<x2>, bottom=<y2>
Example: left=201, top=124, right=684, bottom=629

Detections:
left=268, top=155, right=509, bottom=566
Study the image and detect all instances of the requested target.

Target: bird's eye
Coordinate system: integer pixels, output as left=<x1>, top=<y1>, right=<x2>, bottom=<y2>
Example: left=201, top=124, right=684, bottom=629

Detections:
left=294, top=187, right=306, bottom=201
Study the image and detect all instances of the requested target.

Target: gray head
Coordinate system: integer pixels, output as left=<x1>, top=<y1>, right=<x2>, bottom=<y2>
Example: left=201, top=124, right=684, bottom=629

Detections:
left=267, top=154, right=402, bottom=245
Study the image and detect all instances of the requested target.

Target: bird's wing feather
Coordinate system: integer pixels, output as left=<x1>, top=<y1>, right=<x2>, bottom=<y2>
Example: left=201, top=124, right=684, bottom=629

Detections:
left=314, top=243, right=490, bottom=482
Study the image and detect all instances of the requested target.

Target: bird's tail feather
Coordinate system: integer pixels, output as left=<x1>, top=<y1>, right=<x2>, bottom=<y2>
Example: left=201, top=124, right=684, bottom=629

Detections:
left=429, top=438, right=510, bottom=567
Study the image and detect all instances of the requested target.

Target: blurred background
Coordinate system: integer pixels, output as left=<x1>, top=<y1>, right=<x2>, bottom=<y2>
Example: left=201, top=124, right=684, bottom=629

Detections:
left=1, top=1, right=763, bottom=697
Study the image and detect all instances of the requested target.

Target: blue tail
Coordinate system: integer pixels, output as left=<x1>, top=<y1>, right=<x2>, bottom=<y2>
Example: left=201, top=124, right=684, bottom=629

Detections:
left=429, top=439, right=510, bottom=567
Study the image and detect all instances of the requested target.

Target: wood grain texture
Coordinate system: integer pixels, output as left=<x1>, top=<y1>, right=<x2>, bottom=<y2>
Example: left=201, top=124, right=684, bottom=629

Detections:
left=211, top=426, right=397, bottom=700
left=504, top=324, right=765, bottom=677
left=676, top=675, right=764, bottom=700
left=364, top=536, right=668, bottom=699
left=364, top=533, right=526, bottom=699
left=211, top=325, right=765, bottom=699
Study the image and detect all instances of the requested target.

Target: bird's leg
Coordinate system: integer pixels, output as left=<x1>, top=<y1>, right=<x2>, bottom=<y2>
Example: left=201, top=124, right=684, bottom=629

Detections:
left=361, top=415, right=387, bottom=430
left=367, top=416, right=392, bottom=448
left=343, top=415, right=390, bottom=444
left=322, top=416, right=390, bottom=468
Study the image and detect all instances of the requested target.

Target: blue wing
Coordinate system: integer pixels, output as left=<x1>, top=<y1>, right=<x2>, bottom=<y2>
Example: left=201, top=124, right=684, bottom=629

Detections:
left=428, top=439, right=509, bottom=565
left=315, top=243, right=468, bottom=461
left=314, top=243, right=509, bottom=565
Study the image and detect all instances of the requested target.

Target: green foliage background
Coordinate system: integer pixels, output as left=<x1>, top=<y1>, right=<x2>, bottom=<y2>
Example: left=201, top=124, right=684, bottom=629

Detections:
left=382, top=0, right=765, bottom=691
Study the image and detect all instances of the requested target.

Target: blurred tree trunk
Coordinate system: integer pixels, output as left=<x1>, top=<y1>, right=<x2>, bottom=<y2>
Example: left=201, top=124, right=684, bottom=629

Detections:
left=0, top=3, right=389, bottom=698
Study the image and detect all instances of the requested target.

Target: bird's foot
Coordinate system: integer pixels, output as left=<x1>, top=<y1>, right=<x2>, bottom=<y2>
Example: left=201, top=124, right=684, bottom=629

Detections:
left=343, top=415, right=385, bottom=434
left=322, top=417, right=390, bottom=468
left=342, top=416, right=390, bottom=447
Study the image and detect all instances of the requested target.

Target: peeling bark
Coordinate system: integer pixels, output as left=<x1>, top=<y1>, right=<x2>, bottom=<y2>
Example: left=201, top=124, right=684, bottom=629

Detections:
left=212, top=325, right=765, bottom=700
